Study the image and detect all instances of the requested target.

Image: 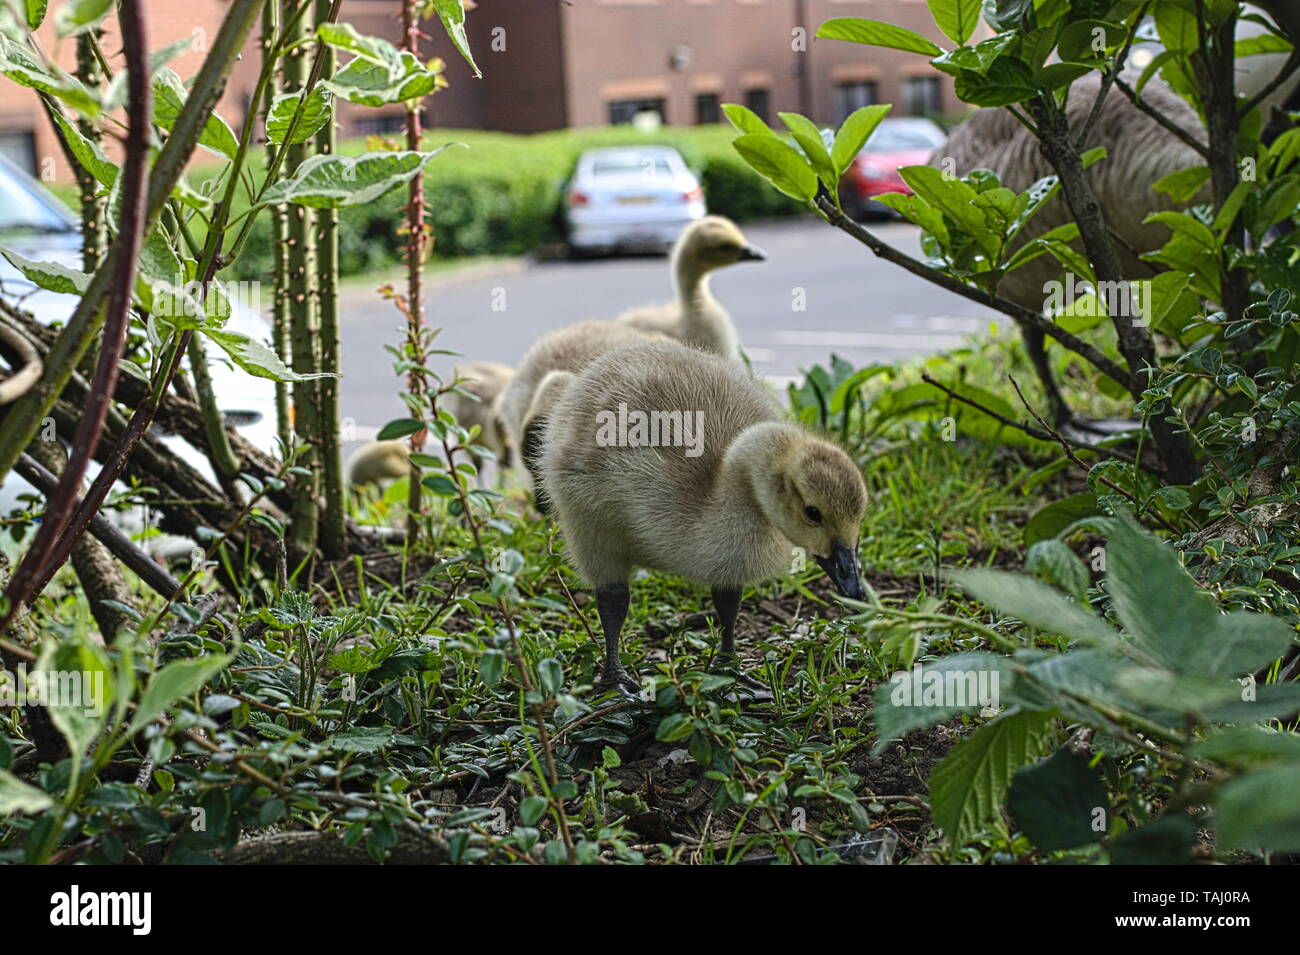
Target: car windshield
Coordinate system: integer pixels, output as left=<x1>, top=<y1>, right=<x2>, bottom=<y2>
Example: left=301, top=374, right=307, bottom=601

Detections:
left=865, top=122, right=946, bottom=152
left=0, top=160, right=76, bottom=233
left=590, top=156, right=674, bottom=177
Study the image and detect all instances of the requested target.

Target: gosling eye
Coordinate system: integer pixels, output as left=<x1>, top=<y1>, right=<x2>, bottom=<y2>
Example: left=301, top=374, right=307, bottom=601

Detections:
left=804, top=505, right=823, bottom=525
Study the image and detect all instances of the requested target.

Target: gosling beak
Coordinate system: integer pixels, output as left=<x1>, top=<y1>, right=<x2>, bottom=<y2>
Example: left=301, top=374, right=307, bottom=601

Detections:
left=815, top=543, right=865, bottom=600
left=738, top=244, right=767, bottom=262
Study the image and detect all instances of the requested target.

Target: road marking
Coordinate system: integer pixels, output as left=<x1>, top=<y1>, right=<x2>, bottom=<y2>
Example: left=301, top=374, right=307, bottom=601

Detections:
left=764, top=329, right=970, bottom=349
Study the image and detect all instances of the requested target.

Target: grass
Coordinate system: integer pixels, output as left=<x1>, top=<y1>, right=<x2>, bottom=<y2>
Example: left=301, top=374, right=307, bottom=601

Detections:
left=1, top=320, right=1112, bottom=864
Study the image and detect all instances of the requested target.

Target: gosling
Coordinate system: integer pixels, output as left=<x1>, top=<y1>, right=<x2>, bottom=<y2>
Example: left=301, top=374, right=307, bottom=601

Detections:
left=346, top=439, right=410, bottom=490
left=496, top=319, right=660, bottom=492
left=617, top=215, right=766, bottom=358
left=538, top=340, right=868, bottom=697
left=445, top=360, right=515, bottom=475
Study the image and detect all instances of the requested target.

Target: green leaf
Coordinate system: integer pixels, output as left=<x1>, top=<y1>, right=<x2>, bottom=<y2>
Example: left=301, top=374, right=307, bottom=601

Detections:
left=37, top=636, right=114, bottom=780
left=731, top=133, right=818, bottom=201
left=954, top=57, right=1037, bottom=107
left=317, top=22, right=403, bottom=65
left=48, top=109, right=116, bottom=186
left=128, top=653, right=230, bottom=734
left=655, top=713, right=695, bottom=743
left=1109, top=813, right=1197, bottom=864
left=721, top=102, right=773, bottom=136
left=1236, top=32, right=1293, bottom=57
left=1215, top=764, right=1300, bottom=852
left=872, top=652, right=1017, bottom=752
left=1024, top=492, right=1100, bottom=547
left=1008, top=747, right=1107, bottom=850
left=926, top=0, right=981, bottom=46
left=262, top=149, right=458, bottom=209
left=950, top=567, right=1117, bottom=646
left=53, top=0, right=112, bottom=38
left=537, top=657, right=563, bottom=696
left=265, top=88, right=332, bottom=146
left=1057, top=19, right=1126, bottom=62
left=0, top=35, right=99, bottom=116
left=1152, top=164, right=1210, bottom=204
left=1105, top=520, right=1292, bottom=677
left=322, top=51, right=442, bottom=108
left=0, top=769, right=53, bottom=815
left=376, top=418, right=424, bottom=440
left=929, top=709, right=1053, bottom=848
left=422, top=473, right=457, bottom=496
left=153, top=68, right=238, bottom=160
left=0, top=247, right=91, bottom=295
left=816, top=17, right=943, bottom=56
left=1024, top=539, right=1090, bottom=602
left=478, top=648, right=505, bottom=686
left=429, top=0, right=479, bottom=77
left=898, top=165, right=999, bottom=258
left=519, top=795, right=548, bottom=825
left=831, top=104, right=891, bottom=177
left=201, top=328, right=333, bottom=383
left=25, top=0, right=47, bottom=30
left=779, top=111, right=836, bottom=190
left=1192, top=726, right=1300, bottom=768
left=330, top=726, right=395, bottom=753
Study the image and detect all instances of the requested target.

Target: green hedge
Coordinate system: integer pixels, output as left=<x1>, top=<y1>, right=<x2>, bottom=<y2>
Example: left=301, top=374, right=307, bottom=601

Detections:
left=230, top=125, right=803, bottom=280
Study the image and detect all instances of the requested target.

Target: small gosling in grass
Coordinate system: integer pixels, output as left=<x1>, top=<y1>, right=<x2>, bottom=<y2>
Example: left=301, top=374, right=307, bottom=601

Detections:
left=446, top=360, right=515, bottom=475
left=617, top=215, right=765, bottom=358
left=538, top=340, right=867, bottom=696
left=346, top=440, right=410, bottom=490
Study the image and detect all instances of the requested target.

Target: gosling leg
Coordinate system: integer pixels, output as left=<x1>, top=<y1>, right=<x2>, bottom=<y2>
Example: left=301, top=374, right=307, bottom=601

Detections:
left=594, top=583, right=640, bottom=697
left=710, top=586, right=772, bottom=702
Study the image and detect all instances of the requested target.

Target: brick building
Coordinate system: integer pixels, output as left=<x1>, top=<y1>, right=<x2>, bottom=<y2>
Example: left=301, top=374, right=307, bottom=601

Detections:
left=0, top=0, right=959, bottom=182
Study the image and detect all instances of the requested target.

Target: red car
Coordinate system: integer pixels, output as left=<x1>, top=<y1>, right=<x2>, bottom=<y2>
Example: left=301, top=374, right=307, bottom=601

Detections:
left=837, top=118, right=947, bottom=220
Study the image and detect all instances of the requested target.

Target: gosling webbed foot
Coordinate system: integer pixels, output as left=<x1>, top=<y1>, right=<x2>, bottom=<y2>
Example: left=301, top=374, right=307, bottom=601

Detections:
left=593, top=666, right=644, bottom=700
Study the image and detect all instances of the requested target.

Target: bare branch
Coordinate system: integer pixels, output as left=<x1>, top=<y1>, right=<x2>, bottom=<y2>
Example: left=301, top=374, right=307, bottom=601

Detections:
left=813, top=195, right=1134, bottom=390
left=1114, top=75, right=1211, bottom=157
left=0, top=323, right=41, bottom=405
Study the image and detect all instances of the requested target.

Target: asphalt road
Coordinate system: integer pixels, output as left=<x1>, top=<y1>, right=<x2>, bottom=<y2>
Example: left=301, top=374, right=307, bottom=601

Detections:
left=335, top=218, right=999, bottom=445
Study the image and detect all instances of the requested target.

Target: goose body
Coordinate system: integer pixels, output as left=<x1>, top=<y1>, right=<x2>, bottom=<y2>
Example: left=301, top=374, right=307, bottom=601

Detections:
left=446, top=360, right=514, bottom=470
left=496, top=319, right=661, bottom=486
left=346, top=440, right=410, bottom=489
left=617, top=215, right=765, bottom=358
left=539, top=340, right=867, bottom=695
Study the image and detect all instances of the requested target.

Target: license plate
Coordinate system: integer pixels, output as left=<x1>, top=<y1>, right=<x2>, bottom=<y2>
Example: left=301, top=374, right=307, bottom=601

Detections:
left=616, top=195, right=657, bottom=205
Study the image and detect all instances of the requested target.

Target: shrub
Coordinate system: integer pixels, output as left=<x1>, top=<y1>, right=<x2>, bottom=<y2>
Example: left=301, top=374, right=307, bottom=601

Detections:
left=222, top=125, right=802, bottom=281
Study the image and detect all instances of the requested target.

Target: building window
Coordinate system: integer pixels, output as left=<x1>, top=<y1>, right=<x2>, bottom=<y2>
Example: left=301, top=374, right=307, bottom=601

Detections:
left=904, top=76, right=941, bottom=116
left=608, top=98, right=666, bottom=125
left=834, top=81, right=878, bottom=122
left=353, top=113, right=406, bottom=137
left=0, top=130, right=37, bottom=176
left=695, top=92, right=720, bottom=125
left=743, top=88, right=769, bottom=123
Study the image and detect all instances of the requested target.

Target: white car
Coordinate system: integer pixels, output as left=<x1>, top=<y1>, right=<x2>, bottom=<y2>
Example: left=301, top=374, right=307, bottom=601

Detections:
left=564, top=146, right=706, bottom=254
left=0, top=154, right=279, bottom=549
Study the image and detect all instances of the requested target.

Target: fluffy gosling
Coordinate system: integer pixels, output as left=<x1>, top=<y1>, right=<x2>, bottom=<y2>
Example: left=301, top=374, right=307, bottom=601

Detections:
left=538, top=340, right=867, bottom=696
left=346, top=440, right=410, bottom=490
left=496, top=319, right=661, bottom=492
left=446, top=360, right=515, bottom=474
left=617, top=215, right=765, bottom=358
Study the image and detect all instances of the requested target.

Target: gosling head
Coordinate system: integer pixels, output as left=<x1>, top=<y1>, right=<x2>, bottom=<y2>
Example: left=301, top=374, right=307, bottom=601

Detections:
left=679, top=215, right=767, bottom=272
left=765, top=439, right=868, bottom=600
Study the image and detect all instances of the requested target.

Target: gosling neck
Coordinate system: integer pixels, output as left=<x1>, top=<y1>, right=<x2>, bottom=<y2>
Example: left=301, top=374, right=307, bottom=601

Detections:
left=674, top=252, right=728, bottom=347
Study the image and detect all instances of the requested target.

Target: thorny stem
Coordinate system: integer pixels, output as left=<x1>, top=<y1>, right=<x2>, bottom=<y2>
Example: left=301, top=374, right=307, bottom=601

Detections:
left=0, top=0, right=150, bottom=632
